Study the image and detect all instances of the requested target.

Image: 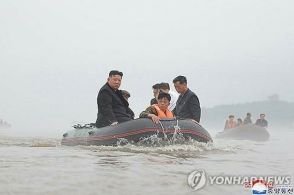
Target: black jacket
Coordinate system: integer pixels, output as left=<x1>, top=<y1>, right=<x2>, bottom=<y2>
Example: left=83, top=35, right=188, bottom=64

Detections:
left=243, top=117, right=252, bottom=125
left=95, top=83, right=134, bottom=128
left=255, top=119, right=268, bottom=128
left=173, top=89, right=201, bottom=122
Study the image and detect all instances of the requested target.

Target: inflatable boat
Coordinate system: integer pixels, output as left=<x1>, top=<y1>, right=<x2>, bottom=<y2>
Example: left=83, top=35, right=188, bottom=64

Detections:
left=215, top=124, right=270, bottom=141
left=61, top=118, right=213, bottom=146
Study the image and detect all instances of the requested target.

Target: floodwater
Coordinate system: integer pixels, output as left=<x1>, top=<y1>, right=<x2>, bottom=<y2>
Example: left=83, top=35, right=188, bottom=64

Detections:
left=0, top=128, right=293, bottom=195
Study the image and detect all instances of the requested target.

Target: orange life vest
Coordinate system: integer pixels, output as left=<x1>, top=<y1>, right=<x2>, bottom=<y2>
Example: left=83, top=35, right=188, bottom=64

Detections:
left=152, top=104, right=174, bottom=118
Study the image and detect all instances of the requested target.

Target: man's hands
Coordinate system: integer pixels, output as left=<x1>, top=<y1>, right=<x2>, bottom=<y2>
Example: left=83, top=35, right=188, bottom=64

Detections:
left=110, top=121, right=118, bottom=126
left=148, top=114, right=160, bottom=124
left=190, top=119, right=199, bottom=124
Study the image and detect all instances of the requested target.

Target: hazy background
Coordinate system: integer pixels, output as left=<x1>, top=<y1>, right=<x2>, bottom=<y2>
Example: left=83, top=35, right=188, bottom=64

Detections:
left=0, top=0, right=293, bottom=137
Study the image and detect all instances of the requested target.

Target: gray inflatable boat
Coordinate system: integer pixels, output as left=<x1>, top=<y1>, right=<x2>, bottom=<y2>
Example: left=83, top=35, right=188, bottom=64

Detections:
left=61, top=118, right=213, bottom=146
left=215, top=124, right=270, bottom=141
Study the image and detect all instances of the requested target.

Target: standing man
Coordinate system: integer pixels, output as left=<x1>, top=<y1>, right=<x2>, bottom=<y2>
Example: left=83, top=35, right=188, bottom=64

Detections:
left=255, top=114, right=268, bottom=128
left=172, top=76, right=201, bottom=123
left=95, top=70, right=134, bottom=128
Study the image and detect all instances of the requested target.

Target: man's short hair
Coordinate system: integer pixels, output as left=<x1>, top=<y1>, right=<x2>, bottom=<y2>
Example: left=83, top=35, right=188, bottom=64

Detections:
left=159, top=82, right=170, bottom=90
left=173, top=76, right=187, bottom=84
left=152, top=83, right=161, bottom=89
left=109, top=70, right=123, bottom=77
left=229, top=115, right=235, bottom=118
left=260, top=114, right=265, bottom=117
left=157, top=92, right=171, bottom=102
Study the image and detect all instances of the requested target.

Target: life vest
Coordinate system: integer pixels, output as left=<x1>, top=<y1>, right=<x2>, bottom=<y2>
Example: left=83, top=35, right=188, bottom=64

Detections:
left=152, top=104, right=174, bottom=119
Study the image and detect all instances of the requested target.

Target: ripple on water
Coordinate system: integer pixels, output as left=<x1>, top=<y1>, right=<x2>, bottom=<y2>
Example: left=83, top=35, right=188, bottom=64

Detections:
left=72, top=137, right=239, bottom=159
left=0, top=136, right=60, bottom=147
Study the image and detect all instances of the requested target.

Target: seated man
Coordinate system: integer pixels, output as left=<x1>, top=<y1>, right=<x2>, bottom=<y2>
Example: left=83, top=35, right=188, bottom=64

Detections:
left=95, top=70, right=134, bottom=128
left=255, top=114, right=268, bottom=128
left=224, top=115, right=237, bottom=130
left=121, top=90, right=131, bottom=101
left=140, top=92, right=174, bottom=124
left=243, top=113, right=253, bottom=125
left=121, top=89, right=135, bottom=119
left=236, top=118, right=243, bottom=127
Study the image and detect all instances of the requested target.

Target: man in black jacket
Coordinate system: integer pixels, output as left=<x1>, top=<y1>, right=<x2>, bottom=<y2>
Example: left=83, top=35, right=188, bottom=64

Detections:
left=172, top=76, right=201, bottom=122
left=95, top=70, right=134, bottom=128
left=255, top=114, right=268, bottom=128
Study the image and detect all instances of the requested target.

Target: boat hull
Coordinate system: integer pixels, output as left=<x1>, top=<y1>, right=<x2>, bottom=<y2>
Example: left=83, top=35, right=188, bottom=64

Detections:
left=61, top=118, right=213, bottom=146
left=215, top=124, right=270, bottom=141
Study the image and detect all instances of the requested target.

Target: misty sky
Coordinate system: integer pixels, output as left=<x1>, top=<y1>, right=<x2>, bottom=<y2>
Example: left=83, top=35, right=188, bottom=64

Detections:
left=0, top=0, right=293, bottom=137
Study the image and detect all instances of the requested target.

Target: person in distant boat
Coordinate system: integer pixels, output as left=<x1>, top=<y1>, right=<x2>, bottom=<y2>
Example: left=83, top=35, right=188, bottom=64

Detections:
left=140, top=92, right=174, bottom=124
left=172, top=76, right=201, bottom=123
left=150, top=83, right=160, bottom=105
left=224, top=115, right=237, bottom=130
left=158, top=82, right=179, bottom=111
left=236, top=118, right=243, bottom=127
left=95, top=70, right=134, bottom=128
left=243, top=113, right=253, bottom=125
left=255, top=114, right=268, bottom=128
